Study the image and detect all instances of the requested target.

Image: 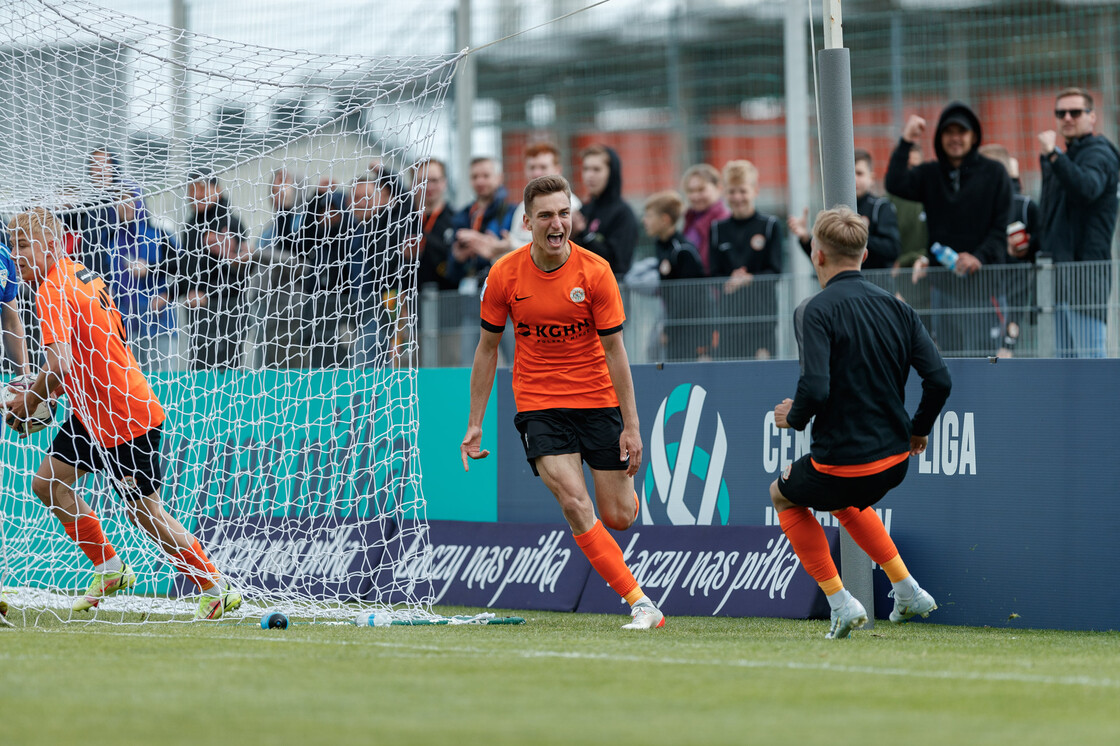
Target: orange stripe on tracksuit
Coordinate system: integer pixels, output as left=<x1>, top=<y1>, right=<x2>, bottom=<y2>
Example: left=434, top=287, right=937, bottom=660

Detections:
left=810, top=450, right=909, bottom=477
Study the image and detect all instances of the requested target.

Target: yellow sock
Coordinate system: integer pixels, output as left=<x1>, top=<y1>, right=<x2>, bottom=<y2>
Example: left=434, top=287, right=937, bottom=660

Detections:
left=881, top=555, right=910, bottom=583
left=819, top=575, right=844, bottom=596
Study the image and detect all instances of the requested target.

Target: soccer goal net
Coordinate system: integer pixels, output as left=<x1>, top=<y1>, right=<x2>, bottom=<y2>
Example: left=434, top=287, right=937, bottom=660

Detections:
left=0, top=0, right=457, bottom=623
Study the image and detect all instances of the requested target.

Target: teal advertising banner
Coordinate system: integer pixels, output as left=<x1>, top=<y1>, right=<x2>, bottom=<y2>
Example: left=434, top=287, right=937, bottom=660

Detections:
left=417, top=368, right=497, bottom=522
left=1, top=367, right=497, bottom=596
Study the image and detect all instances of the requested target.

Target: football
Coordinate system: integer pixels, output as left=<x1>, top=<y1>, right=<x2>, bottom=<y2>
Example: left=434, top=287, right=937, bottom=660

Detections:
left=3, top=375, right=58, bottom=436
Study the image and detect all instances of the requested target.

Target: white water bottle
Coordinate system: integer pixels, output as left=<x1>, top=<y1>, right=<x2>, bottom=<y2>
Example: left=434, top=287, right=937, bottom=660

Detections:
left=930, top=242, right=958, bottom=270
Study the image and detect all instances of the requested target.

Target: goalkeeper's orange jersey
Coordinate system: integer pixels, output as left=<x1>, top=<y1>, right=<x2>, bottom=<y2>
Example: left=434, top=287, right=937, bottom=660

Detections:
left=36, top=256, right=166, bottom=447
left=479, top=242, right=625, bottom=412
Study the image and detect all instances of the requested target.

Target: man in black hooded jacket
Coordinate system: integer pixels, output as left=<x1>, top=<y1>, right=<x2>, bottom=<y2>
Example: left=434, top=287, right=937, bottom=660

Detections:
left=885, top=102, right=1012, bottom=356
left=573, top=144, right=638, bottom=277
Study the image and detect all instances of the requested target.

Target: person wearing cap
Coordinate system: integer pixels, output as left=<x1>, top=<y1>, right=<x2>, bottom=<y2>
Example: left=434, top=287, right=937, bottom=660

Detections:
left=884, top=102, right=1012, bottom=356
left=1037, top=87, right=1119, bottom=358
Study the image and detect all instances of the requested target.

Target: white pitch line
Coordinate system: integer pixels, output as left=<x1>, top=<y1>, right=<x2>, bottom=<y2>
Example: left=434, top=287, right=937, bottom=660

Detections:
left=19, top=626, right=1119, bottom=690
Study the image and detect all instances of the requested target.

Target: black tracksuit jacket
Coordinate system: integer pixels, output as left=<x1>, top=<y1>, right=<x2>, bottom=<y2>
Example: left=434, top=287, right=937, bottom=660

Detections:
left=787, top=271, right=952, bottom=465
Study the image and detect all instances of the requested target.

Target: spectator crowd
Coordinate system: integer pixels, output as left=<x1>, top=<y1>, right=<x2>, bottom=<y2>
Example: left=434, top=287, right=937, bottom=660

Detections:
left=1, top=86, right=1115, bottom=375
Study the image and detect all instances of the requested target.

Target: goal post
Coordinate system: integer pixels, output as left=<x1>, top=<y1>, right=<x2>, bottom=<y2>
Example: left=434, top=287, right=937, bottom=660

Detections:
left=0, top=0, right=457, bottom=622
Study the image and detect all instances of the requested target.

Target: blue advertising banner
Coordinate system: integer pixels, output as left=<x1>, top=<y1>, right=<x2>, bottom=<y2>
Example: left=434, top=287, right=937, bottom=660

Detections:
left=575, top=525, right=832, bottom=619
left=494, top=359, right=1120, bottom=630
left=387, top=520, right=591, bottom=611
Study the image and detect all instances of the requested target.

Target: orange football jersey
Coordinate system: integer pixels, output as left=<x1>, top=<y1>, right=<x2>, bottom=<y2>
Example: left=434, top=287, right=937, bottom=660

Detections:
left=37, top=257, right=166, bottom=447
left=480, top=242, right=625, bottom=412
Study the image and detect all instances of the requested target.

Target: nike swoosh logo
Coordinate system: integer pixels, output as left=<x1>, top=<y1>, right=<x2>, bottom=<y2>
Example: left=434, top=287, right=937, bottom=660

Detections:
left=514, top=295, right=531, bottom=301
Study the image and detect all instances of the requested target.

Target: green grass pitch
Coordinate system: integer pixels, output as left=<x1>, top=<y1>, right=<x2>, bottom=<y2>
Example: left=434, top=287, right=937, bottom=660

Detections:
left=1, top=607, right=1117, bottom=746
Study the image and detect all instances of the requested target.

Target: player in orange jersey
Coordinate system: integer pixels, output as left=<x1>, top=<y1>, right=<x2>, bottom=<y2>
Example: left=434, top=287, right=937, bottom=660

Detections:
left=4, top=208, right=240, bottom=620
left=460, top=175, right=664, bottom=630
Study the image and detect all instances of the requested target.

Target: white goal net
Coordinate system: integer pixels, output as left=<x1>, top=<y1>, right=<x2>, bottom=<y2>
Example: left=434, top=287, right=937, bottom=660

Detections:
left=0, top=0, right=457, bottom=623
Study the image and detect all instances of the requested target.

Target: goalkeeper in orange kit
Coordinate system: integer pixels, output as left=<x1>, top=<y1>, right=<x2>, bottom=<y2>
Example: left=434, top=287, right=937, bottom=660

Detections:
left=4, top=208, right=240, bottom=619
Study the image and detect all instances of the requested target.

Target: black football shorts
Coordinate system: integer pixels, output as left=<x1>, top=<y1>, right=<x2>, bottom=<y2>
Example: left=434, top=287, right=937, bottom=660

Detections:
left=50, top=416, right=164, bottom=500
left=513, top=407, right=629, bottom=476
left=777, top=454, right=908, bottom=512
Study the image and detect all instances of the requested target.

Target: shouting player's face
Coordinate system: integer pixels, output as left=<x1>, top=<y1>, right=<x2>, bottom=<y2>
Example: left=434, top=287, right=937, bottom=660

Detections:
left=526, top=190, right=572, bottom=266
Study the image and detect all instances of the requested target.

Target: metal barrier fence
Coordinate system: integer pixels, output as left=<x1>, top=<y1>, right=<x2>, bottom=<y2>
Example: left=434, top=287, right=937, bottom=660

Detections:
left=416, top=259, right=1120, bottom=366
left=8, top=258, right=1115, bottom=376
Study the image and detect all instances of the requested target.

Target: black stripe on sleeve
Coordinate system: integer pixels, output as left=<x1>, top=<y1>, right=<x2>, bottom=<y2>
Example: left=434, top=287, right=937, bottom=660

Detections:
left=597, top=324, right=624, bottom=337
left=481, top=319, right=505, bottom=333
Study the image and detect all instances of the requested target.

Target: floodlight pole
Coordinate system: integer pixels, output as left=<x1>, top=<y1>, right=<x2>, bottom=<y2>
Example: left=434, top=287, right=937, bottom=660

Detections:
left=818, top=0, right=875, bottom=628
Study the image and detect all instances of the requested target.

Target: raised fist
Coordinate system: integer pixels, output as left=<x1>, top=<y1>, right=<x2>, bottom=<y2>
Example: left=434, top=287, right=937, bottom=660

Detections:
left=903, top=115, right=927, bottom=144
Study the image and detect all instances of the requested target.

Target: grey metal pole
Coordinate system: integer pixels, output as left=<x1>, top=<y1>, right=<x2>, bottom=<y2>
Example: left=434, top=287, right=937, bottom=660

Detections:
left=421, top=286, right=440, bottom=368
left=454, top=0, right=475, bottom=207
left=817, top=49, right=857, bottom=210
left=782, top=0, right=813, bottom=359
left=890, top=12, right=904, bottom=136
left=170, top=0, right=188, bottom=181
left=170, top=0, right=191, bottom=372
left=784, top=0, right=811, bottom=261
left=667, top=3, right=692, bottom=175
left=1036, top=256, right=1056, bottom=358
left=819, top=0, right=873, bottom=629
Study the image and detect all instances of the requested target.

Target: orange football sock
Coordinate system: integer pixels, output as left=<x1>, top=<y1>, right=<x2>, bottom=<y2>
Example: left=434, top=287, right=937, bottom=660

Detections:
left=168, top=540, right=220, bottom=591
left=573, top=520, right=640, bottom=601
left=778, top=506, right=841, bottom=587
left=632, top=491, right=640, bottom=522
left=62, top=513, right=117, bottom=567
left=831, top=506, right=907, bottom=578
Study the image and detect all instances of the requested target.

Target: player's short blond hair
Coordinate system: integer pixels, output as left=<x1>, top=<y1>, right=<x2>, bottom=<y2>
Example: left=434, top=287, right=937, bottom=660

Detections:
left=722, top=160, right=759, bottom=188
left=644, top=190, right=684, bottom=224
left=8, top=207, right=63, bottom=249
left=812, top=207, right=867, bottom=260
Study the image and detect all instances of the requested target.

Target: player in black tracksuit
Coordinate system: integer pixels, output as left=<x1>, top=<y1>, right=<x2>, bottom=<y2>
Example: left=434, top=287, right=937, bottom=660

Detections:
left=784, top=258, right=952, bottom=471
left=771, top=207, right=951, bottom=639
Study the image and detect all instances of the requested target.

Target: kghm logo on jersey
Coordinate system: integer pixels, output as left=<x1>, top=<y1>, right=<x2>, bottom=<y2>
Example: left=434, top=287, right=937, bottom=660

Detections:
left=569, top=287, right=585, bottom=303
left=641, top=383, right=730, bottom=526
